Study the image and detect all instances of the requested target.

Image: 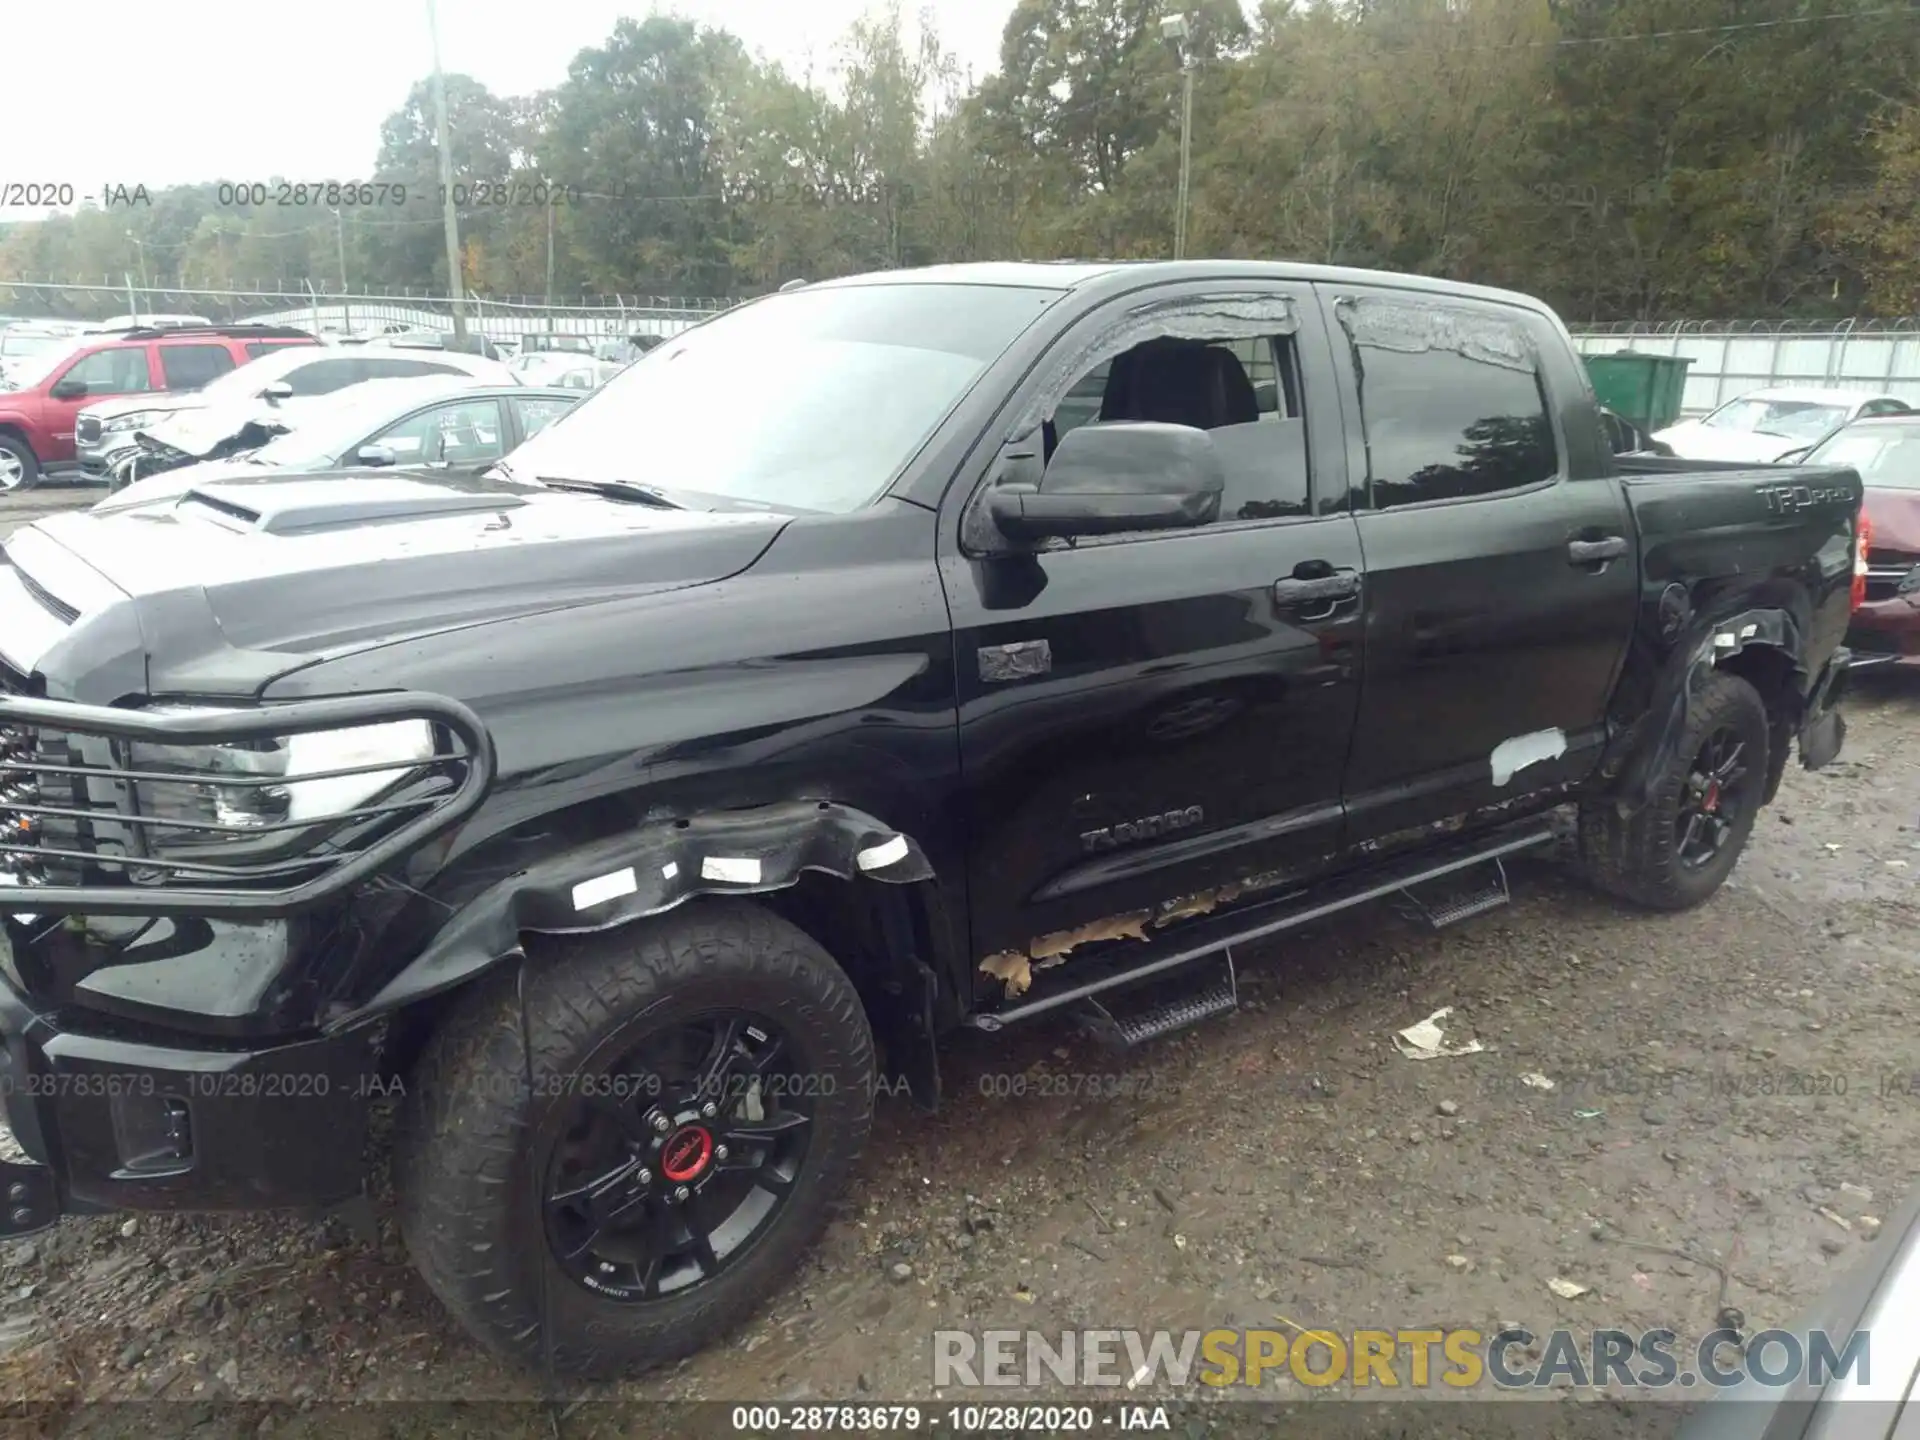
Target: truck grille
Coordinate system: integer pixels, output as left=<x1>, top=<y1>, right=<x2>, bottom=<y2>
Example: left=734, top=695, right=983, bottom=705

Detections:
left=74, top=416, right=102, bottom=445
left=0, top=666, right=82, bottom=891
left=1865, top=547, right=1919, bottom=604
left=0, top=693, right=493, bottom=918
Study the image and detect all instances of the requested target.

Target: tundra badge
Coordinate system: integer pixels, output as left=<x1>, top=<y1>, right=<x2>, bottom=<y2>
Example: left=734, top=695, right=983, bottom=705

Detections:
left=1081, top=806, right=1205, bottom=853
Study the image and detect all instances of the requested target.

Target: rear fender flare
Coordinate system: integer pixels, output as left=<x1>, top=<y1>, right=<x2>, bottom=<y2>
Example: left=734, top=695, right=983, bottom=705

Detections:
left=1607, top=606, right=1805, bottom=812
left=336, top=799, right=934, bottom=1025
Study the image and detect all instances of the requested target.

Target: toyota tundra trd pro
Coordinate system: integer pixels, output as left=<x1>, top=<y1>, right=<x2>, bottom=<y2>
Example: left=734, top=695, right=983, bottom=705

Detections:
left=0, top=262, right=1862, bottom=1378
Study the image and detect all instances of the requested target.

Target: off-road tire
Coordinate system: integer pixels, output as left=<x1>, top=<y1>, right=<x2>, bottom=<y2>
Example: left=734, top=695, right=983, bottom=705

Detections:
left=394, top=898, right=875, bottom=1379
left=0, top=435, right=39, bottom=493
left=1578, top=671, right=1770, bottom=912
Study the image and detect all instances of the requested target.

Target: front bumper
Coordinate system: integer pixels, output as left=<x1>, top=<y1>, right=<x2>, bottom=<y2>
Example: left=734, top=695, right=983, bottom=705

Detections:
left=0, top=952, right=382, bottom=1234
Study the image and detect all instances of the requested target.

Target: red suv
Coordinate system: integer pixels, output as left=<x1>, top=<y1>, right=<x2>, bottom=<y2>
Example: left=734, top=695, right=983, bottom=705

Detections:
left=0, top=325, right=316, bottom=491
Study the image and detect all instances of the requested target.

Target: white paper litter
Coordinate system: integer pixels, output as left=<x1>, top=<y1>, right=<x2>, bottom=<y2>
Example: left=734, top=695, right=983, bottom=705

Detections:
left=1393, top=1007, right=1486, bottom=1061
left=1548, top=1277, right=1589, bottom=1299
left=1520, top=1072, right=1556, bottom=1091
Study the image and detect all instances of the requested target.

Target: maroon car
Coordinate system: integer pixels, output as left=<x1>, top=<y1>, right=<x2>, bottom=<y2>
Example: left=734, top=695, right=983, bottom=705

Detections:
left=1803, top=415, right=1920, bottom=665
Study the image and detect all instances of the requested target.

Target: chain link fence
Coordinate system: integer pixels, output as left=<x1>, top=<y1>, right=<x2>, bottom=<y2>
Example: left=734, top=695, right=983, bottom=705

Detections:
left=0, top=280, right=740, bottom=344
left=1569, top=318, right=1920, bottom=418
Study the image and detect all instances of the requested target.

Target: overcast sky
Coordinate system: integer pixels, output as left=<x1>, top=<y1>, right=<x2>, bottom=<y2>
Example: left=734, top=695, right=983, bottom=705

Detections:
left=2, top=0, right=1015, bottom=222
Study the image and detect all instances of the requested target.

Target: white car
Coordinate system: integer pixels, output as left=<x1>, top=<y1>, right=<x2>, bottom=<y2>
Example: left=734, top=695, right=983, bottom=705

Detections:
left=78, top=345, right=517, bottom=474
left=1653, top=386, right=1912, bottom=464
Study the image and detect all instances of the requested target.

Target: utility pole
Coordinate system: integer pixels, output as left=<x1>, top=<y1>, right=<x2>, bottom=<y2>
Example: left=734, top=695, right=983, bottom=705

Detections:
left=545, top=195, right=556, bottom=318
left=426, top=0, right=469, bottom=343
left=1161, top=13, right=1195, bottom=260
left=126, top=232, right=149, bottom=301
left=330, top=208, right=348, bottom=290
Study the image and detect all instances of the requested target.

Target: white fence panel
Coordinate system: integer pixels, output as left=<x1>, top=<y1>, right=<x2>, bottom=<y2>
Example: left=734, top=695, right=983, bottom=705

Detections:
left=1572, top=324, right=1920, bottom=417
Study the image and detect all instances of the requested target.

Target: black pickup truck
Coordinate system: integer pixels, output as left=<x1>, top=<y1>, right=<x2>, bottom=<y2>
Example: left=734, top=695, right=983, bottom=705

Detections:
left=0, top=261, right=1864, bottom=1378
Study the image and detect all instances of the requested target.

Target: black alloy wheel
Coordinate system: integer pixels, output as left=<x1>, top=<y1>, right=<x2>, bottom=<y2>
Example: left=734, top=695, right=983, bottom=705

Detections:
left=543, top=1012, right=814, bottom=1302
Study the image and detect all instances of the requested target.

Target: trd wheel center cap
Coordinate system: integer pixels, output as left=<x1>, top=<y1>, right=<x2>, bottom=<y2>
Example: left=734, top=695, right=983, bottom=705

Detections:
left=661, top=1125, right=714, bottom=1183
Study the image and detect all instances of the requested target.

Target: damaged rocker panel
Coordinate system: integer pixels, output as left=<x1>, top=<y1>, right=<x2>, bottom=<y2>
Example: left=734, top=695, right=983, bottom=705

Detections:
left=337, top=800, right=933, bottom=1026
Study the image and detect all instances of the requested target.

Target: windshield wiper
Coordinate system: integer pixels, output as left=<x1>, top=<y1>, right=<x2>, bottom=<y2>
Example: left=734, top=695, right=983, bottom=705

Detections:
left=537, top=476, right=685, bottom=509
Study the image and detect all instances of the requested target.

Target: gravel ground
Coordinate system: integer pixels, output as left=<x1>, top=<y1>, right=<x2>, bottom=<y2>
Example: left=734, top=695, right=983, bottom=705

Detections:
left=0, top=485, right=1916, bottom=1435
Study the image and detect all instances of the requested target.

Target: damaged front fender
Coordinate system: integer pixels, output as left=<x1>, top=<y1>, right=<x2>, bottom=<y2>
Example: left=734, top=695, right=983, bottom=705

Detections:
left=333, top=800, right=933, bottom=1027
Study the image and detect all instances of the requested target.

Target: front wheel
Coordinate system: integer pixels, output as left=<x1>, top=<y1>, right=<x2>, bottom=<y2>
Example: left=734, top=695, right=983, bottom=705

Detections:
left=0, top=435, right=39, bottom=492
left=395, top=899, right=876, bottom=1379
left=1578, top=671, right=1771, bottom=911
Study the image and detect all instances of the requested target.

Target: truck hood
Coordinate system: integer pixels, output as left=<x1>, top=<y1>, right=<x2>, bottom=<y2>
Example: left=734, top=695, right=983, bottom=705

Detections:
left=1650, top=420, right=1814, bottom=465
left=2, top=470, right=787, bottom=699
left=94, top=453, right=336, bottom=510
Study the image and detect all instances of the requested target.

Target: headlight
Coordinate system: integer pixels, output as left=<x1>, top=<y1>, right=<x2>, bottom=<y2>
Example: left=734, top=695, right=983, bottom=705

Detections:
left=125, top=715, right=436, bottom=856
left=102, top=410, right=164, bottom=433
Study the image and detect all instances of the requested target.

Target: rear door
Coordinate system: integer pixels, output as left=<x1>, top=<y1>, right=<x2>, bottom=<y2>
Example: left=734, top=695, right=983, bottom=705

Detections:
left=505, top=392, right=577, bottom=447
left=1320, top=286, right=1636, bottom=840
left=156, top=343, right=236, bottom=392
left=943, top=280, right=1366, bottom=963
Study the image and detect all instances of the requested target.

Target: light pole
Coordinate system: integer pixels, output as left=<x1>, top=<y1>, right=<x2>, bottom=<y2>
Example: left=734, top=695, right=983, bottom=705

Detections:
left=1161, top=12, right=1195, bottom=261
left=426, top=0, right=470, bottom=344
left=125, top=231, right=149, bottom=317
left=329, top=207, right=348, bottom=291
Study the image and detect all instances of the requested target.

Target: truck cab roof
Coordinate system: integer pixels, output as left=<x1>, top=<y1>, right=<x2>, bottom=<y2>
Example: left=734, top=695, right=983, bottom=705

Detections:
left=810, top=259, right=1557, bottom=314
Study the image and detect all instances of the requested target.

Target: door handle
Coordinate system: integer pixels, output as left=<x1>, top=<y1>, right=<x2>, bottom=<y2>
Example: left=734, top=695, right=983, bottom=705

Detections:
left=1567, top=536, right=1628, bottom=565
left=1273, top=568, right=1362, bottom=606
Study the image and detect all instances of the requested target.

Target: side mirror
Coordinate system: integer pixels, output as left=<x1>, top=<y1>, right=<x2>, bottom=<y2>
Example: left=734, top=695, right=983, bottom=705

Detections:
left=49, top=378, right=87, bottom=401
left=261, top=380, right=295, bottom=403
left=355, top=443, right=398, bottom=467
left=987, top=422, right=1224, bottom=542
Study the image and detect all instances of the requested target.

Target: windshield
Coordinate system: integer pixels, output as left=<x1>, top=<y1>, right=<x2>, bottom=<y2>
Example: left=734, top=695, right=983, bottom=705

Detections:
left=1807, top=424, right=1920, bottom=488
left=504, top=283, right=1059, bottom=513
left=1703, top=397, right=1850, bottom=441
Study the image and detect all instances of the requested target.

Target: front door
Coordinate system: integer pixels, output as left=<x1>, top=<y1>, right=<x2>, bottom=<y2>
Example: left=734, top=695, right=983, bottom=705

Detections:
left=1320, top=287, right=1637, bottom=840
left=942, top=281, right=1366, bottom=974
left=45, top=345, right=158, bottom=463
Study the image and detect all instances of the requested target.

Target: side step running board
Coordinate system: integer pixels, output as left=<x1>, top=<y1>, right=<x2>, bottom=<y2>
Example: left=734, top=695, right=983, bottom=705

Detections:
left=969, top=820, right=1555, bottom=1032
left=1397, top=857, right=1512, bottom=930
left=1080, top=948, right=1238, bottom=1048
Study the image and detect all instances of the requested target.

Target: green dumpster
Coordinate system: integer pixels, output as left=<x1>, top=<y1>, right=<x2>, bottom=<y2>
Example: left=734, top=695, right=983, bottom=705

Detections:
left=1582, top=350, right=1693, bottom=432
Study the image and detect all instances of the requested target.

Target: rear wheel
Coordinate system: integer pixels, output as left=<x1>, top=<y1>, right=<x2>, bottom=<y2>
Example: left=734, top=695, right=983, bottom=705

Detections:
left=395, top=898, right=875, bottom=1379
left=1579, top=671, right=1770, bottom=911
left=0, top=436, right=39, bottom=492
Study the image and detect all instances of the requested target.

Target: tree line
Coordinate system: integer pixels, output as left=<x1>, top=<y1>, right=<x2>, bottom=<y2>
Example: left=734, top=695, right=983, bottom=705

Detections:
left=3, top=0, right=1919, bottom=323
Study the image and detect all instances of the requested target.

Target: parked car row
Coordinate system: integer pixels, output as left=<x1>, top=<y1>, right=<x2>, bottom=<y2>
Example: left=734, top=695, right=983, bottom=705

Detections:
left=1652, top=385, right=1912, bottom=463
left=101, top=378, right=581, bottom=503
left=0, top=315, right=648, bottom=491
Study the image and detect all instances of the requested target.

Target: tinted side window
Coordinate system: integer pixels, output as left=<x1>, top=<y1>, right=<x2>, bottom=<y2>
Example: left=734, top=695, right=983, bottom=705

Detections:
left=159, top=344, right=235, bottom=389
left=246, top=341, right=309, bottom=360
left=59, top=346, right=154, bottom=396
left=1340, top=299, right=1557, bottom=510
left=282, top=358, right=366, bottom=396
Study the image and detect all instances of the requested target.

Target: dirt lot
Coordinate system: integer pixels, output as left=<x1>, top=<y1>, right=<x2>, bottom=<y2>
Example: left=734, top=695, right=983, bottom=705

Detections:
left=0, top=484, right=1916, bottom=1435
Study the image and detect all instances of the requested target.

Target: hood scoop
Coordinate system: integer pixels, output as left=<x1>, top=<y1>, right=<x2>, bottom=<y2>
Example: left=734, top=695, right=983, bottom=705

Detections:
left=178, top=478, right=531, bottom=536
